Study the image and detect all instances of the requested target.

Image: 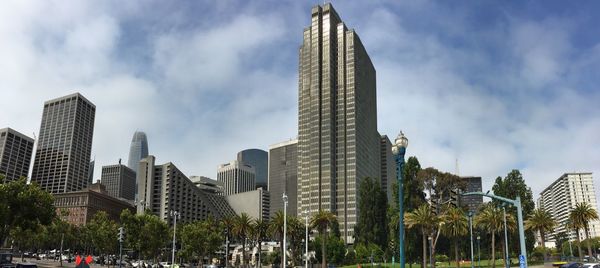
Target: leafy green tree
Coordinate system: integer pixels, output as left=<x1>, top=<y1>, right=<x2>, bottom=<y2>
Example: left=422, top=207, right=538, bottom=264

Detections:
left=311, top=210, right=336, bottom=268
left=269, top=211, right=285, bottom=268
left=570, top=202, right=599, bottom=260
left=139, top=213, right=170, bottom=261
left=252, top=219, right=269, bottom=266
left=525, top=208, right=556, bottom=261
left=179, top=219, right=223, bottom=265
left=87, top=211, right=118, bottom=259
left=233, top=213, right=253, bottom=266
left=287, top=216, right=308, bottom=266
left=492, top=170, right=536, bottom=253
left=554, top=232, right=568, bottom=256
left=442, top=206, right=468, bottom=268
left=120, top=209, right=142, bottom=258
left=475, top=204, right=515, bottom=268
left=405, top=204, right=438, bottom=268
left=355, top=177, right=388, bottom=248
left=0, top=178, right=55, bottom=246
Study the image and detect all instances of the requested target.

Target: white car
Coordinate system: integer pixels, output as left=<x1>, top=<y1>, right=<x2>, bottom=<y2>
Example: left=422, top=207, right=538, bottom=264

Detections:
left=582, top=263, right=600, bottom=268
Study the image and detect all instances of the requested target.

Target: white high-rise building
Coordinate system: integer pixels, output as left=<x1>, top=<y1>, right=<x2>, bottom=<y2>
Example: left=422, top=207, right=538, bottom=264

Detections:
left=537, top=172, right=600, bottom=246
left=217, top=160, right=255, bottom=196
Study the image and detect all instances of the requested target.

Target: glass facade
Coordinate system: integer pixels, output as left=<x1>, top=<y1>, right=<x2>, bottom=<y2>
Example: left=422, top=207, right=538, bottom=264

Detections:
left=298, top=3, right=381, bottom=243
left=237, top=149, right=268, bottom=189
left=127, top=131, right=149, bottom=173
left=268, top=139, right=298, bottom=218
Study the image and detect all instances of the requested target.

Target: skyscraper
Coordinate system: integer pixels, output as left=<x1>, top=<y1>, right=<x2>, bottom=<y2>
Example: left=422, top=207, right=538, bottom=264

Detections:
left=268, top=139, right=298, bottom=218
left=460, top=176, right=483, bottom=213
left=538, top=172, right=600, bottom=246
left=31, top=93, right=95, bottom=194
left=380, top=135, right=396, bottom=203
left=237, top=149, right=268, bottom=189
left=217, top=160, right=256, bottom=196
left=0, top=128, right=34, bottom=182
left=127, top=131, right=149, bottom=172
left=297, top=3, right=381, bottom=243
left=101, top=160, right=136, bottom=201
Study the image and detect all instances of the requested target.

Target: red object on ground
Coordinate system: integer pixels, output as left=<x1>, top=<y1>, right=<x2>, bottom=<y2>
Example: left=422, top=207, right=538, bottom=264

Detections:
left=85, top=255, right=92, bottom=264
left=75, top=255, right=82, bottom=266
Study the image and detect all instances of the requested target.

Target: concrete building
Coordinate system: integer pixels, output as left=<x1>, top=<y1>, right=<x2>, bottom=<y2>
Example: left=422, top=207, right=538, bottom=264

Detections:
left=268, top=139, right=298, bottom=218
left=538, top=172, right=600, bottom=246
left=217, top=160, right=256, bottom=196
left=54, top=183, right=134, bottom=226
left=460, top=176, right=483, bottom=213
left=237, top=149, right=268, bottom=189
left=380, top=135, right=396, bottom=202
left=101, top=160, right=136, bottom=201
left=137, top=156, right=235, bottom=224
left=31, top=93, right=95, bottom=194
left=226, top=188, right=270, bottom=221
left=190, top=176, right=224, bottom=195
left=297, top=3, right=381, bottom=243
left=127, top=131, right=149, bottom=172
left=0, top=128, right=34, bottom=182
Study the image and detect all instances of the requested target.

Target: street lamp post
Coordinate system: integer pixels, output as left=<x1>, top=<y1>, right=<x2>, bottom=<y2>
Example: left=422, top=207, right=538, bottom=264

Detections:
left=477, top=236, right=481, bottom=268
left=170, top=210, right=179, bottom=267
left=428, top=236, right=433, bottom=268
left=283, top=193, right=288, bottom=268
left=468, top=212, right=474, bottom=268
left=304, top=209, right=309, bottom=268
left=391, top=131, right=408, bottom=268
left=502, top=205, right=509, bottom=268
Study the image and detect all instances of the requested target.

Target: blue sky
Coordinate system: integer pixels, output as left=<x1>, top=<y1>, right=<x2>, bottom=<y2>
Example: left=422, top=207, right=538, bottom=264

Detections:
left=1, top=0, right=599, bottom=200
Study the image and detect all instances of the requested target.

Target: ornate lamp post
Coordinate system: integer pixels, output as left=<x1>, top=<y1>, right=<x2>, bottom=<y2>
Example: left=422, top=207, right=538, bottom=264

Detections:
left=283, top=193, right=288, bottom=268
left=170, top=210, right=180, bottom=267
left=392, top=131, right=408, bottom=268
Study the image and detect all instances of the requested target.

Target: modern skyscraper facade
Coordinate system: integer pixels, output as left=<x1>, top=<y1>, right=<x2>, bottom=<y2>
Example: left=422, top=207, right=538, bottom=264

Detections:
left=268, top=139, right=298, bottom=218
left=297, top=3, right=381, bottom=243
left=217, top=160, right=256, bottom=196
left=137, top=156, right=235, bottom=224
left=538, top=172, right=600, bottom=246
left=101, top=160, right=136, bottom=201
left=127, top=131, right=149, bottom=172
left=31, top=93, right=96, bottom=194
left=380, top=135, right=396, bottom=202
left=88, top=160, right=95, bottom=184
left=459, top=176, right=483, bottom=213
left=0, top=128, right=34, bottom=182
left=237, top=149, right=268, bottom=189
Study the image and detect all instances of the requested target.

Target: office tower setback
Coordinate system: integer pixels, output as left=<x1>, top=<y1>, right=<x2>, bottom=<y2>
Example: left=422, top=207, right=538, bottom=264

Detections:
left=268, top=139, right=298, bottom=218
left=190, top=176, right=224, bottom=195
left=380, top=135, right=396, bottom=202
left=31, top=93, right=95, bottom=194
left=127, top=131, right=149, bottom=172
left=538, top=173, right=600, bottom=245
left=137, top=156, right=235, bottom=224
left=460, top=176, right=483, bottom=213
left=0, top=128, right=34, bottom=182
left=101, top=160, right=136, bottom=201
left=297, top=3, right=381, bottom=243
left=88, top=160, right=95, bottom=184
left=217, top=160, right=256, bottom=196
left=237, top=149, right=268, bottom=189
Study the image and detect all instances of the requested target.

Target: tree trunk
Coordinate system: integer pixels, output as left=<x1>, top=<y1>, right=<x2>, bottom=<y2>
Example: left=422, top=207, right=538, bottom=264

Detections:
left=422, top=232, right=427, bottom=268
left=491, top=232, right=496, bottom=268
left=576, top=230, right=583, bottom=261
left=540, top=232, right=546, bottom=262
left=258, top=238, right=261, bottom=268
left=243, top=239, right=246, bottom=268
left=321, top=234, right=326, bottom=268
left=455, top=238, right=459, bottom=268
left=585, top=225, right=593, bottom=260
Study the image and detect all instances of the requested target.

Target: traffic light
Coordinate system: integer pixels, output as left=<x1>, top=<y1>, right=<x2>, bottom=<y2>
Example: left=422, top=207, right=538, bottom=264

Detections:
left=450, top=188, right=461, bottom=208
left=118, top=227, right=125, bottom=243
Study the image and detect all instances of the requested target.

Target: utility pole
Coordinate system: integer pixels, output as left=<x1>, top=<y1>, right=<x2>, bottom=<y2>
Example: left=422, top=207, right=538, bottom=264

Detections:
left=118, top=227, right=125, bottom=268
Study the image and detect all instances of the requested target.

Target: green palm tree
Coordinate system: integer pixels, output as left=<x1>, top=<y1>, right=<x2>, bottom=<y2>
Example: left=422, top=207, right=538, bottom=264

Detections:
left=405, top=204, right=436, bottom=268
left=233, top=213, right=253, bottom=267
left=221, top=216, right=235, bottom=266
left=565, top=219, right=582, bottom=260
left=525, top=208, right=556, bottom=261
left=310, top=210, right=336, bottom=268
left=570, top=203, right=599, bottom=260
left=253, top=219, right=269, bottom=267
left=442, top=206, right=468, bottom=268
left=475, top=205, right=504, bottom=268
left=269, top=211, right=285, bottom=268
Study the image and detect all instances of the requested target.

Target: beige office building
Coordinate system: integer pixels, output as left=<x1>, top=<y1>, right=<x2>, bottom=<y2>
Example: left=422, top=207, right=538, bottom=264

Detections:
left=297, top=3, right=381, bottom=243
left=217, top=160, right=256, bottom=196
left=538, top=172, right=600, bottom=246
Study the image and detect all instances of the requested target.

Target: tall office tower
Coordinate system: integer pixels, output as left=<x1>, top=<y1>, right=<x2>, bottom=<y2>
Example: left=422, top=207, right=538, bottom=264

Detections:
left=0, top=128, right=34, bottom=182
left=217, top=160, right=256, bottom=196
left=380, top=135, right=396, bottom=202
left=237, top=149, right=268, bottom=189
left=31, top=93, right=95, bottom=194
left=101, top=160, right=136, bottom=201
left=268, top=139, right=298, bottom=218
left=297, top=3, right=381, bottom=243
left=137, top=156, right=236, bottom=223
left=127, top=131, right=149, bottom=172
left=460, top=176, right=483, bottom=213
left=538, top=173, right=600, bottom=246
left=88, top=160, right=95, bottom=184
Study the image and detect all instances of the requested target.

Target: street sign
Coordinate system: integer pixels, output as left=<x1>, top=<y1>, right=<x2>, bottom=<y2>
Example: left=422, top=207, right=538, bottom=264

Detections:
left=519, top=255, right=526, bottom=268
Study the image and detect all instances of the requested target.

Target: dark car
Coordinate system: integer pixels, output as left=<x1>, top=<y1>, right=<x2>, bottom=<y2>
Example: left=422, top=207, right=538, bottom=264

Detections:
left=0, top=251, right=16, bottom=268
left=561, top=263, right=584, bottom=268
left=16, top=263, right=37, bottom=268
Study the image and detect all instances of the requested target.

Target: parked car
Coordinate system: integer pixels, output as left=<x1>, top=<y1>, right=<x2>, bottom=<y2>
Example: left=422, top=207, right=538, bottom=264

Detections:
left=16, top=263, right=37, bottom=268
left=561, top=263, right=584, bottom=268
left=582, top=263, right=600, bottom=268
left=0, top=250, right=16, bottom=268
